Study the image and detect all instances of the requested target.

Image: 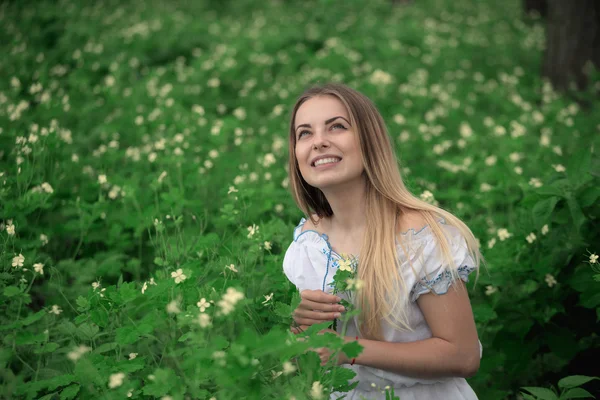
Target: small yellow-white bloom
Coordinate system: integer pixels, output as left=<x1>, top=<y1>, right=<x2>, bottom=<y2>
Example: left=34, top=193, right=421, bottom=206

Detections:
left=67, top=345, right=92, bottom=362
left=108, top=372, right=125, bottom=389
left=166, top=300, right=181, bottom=314
left=33, top=263, right=44, bottom=275
left=12, top=253, right=25, bottom=268
left=6, top=222, right=15, bottom=235
left=526, top=233, right=536, bottom=244
left=485, top=285, right=498, bottom=296
left=545, top=274, right=557, bottom=288
left=497, top=229, right=512, bottom=241
left=197, top=298, right=210, bottom=312
left=128, top=353, right=138, bottom=360
left=589, top=253, right=598, bottom=264
left=49, top=305, right=62, bottom=315
left=310, top=381, right=324, bottom=399
left=171, top=269, right=187, bottom=284
left=196, top=313, right=211, bottom=328
left=282, top=361, right=296, bottom=375
left=541, top=224, right=549, bottom=235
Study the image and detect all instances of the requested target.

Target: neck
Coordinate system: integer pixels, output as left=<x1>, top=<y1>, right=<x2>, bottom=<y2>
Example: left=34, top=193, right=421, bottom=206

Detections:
left=320, top=175, right=368, bottom=234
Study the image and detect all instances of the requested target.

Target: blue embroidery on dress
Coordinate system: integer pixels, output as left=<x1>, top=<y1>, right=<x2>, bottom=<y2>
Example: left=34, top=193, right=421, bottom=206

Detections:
left=411, top=264, right=475, bottom=299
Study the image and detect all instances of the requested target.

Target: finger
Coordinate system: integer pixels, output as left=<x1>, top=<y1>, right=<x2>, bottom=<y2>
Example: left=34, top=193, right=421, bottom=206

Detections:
left=298, top=298, right=346, bottom=313
left=293, top=316, right=338, bottom=327
left=302, top=289, right=341, bottom=305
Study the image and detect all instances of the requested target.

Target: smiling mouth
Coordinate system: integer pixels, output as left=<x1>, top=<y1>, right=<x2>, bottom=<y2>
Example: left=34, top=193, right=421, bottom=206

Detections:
left=312, top=157, right=342, bottom=167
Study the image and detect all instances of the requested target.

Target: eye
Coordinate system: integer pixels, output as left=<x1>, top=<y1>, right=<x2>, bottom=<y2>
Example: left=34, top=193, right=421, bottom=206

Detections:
left=331, top=123, right=346, bottom=130
left=297, top=130, right=310, bottom=139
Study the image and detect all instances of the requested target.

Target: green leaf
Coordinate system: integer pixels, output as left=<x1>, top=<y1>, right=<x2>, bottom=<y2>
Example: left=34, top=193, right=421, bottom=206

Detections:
left=15, top=332, right=47, bottom=345
left=74, top=357, right=103, bottom=386
left=116, top=326, right=139, bottom=345
left=21, top=310, right=46, bottom=326
left=75, top=296, right=89, bottom=311
left=90, top=308, right=108, bottom=328
left=558, top=375, right=599, bottom=389
left=521, top=387, right=559, bottom=400
left=4, top=286, right=21, bottom=297
left=566, top=196, right=586, bottom=234
left=577, top=185, right=600, bottom=208
left=60, top=384, right=80, bottom=400
left=472, top=302, right=498, bottom=323
left=34, top=342, right=60, bottom=354
left=154, top=257, right=165, bottom=266
left=341, top=339, right=363, bottom=359
left=560, top=387, right=595, bottom=399
left=94, top=342, right=118, bottom=354
left=76, top=323, right=99, bottom=341
left=142, top=368, right=176, bottom=396
left=532, top=197, right=560, bottom=227
left=520, top=393, right=537, bottom=400
left=118, top=282, right=139, bottom=304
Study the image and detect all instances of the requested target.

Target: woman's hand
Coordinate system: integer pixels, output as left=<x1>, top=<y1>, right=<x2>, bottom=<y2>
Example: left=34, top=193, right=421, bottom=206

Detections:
left=292, top=289, right=345, bottom=328
left=314, top=328, right=350, bottom=366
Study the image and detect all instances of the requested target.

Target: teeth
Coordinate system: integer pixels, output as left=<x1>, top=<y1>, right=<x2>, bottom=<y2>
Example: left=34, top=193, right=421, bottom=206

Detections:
left=314, top=157, right=341, bottom=167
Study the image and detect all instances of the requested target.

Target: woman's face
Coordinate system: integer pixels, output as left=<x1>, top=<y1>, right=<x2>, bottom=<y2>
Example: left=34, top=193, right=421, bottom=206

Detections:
left=293, top=95, right=364, bottom=190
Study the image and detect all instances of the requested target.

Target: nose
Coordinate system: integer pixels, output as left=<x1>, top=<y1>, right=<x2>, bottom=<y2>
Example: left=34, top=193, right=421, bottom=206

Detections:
left=312, top=129, right=330, bottom=150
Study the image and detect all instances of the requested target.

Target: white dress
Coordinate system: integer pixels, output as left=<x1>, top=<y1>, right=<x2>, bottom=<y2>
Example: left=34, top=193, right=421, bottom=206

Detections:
left=282, top=216, right=481, bottom=400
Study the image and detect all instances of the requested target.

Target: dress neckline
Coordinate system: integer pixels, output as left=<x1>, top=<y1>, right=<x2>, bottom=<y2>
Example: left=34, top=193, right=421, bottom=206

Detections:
left=294, top=215, right=446, bottom=255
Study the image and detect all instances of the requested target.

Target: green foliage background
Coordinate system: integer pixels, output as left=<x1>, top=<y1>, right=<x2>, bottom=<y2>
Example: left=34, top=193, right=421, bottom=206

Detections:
left=1, top=0, right=599, bottom=399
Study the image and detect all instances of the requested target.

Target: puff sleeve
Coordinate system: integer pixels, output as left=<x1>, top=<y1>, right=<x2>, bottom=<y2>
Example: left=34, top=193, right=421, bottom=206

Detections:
left=410, top=224, right=478, bottom=302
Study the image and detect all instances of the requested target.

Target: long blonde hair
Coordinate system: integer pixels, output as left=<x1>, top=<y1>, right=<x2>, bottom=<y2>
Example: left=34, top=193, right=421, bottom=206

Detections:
left=287, top=83, right=484, bottom=341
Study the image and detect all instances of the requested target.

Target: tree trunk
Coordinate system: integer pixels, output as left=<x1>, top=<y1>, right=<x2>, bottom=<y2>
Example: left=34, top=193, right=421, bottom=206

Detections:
left=523, top=0, right=547, bottom=17
left=542, top=0, right=600, bottom=92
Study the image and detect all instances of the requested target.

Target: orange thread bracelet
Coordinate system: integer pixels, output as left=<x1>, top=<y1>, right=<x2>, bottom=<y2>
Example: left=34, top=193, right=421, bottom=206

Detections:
left=350, top=336, right=358, bottom=365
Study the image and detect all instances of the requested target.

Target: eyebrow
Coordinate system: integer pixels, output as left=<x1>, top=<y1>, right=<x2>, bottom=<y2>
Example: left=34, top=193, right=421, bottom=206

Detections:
left=295, top=116, right=351, bottom=133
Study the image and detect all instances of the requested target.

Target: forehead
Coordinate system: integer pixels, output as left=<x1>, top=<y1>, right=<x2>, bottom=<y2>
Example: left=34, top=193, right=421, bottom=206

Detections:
left=295, top=95, right=349, bottom=127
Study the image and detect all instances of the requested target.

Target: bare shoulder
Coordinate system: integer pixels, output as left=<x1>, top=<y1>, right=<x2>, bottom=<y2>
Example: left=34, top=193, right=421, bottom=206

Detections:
left=396, top=210, right=429, bottom=235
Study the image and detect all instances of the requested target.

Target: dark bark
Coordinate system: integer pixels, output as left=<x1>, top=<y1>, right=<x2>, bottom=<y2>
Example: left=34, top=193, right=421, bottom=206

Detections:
left=523, top=0, right=548, bottom=17
left=542, top=0, right=600, bottom=92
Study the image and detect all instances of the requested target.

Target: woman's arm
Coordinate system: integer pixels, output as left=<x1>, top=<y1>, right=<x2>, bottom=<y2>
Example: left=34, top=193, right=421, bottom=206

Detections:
left=344, top=280, right=480, bottom=379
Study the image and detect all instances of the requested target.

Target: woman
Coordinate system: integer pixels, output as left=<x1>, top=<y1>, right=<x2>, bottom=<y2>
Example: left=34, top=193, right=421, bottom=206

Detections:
left=282, top=83, right=484, bottom=399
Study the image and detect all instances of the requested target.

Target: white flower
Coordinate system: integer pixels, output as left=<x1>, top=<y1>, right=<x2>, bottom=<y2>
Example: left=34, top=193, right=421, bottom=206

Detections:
left=529, top=178, right=543, bottom=188
left=590, top=253, right=598, bottom=264
left=485, top=285, right=498, bottom=296
left=92, top=282, right=101, bottom=290
left=545, top=274, right=557, bottom=288
left=197, top=298, right=210, bottom=312
left=33, top=263, right=44, bottom=275
left=41, top=182, right=53, bottom=193
left=158, top=171, right=168, bottom=183
left=149, top=277, right=157, bottom=285
left=217, top=287, right=245, bottom=315
left=459, top=122, right=473, bottom=138
left=108, top=372, right=125, bottom=389
left=40, top=233, right=48, bottom=245
left=393, top=114, right=406, bottom=125
left=12, top=253, right=25, bottom=268
left=98, top=174, right=107, bottom=184
left=526, top=233, right=537, bottom=244
left=480, top=183, right=493, bottom=192
left=339, top=258, right=353, bottom=272
left=67, top=345, right=91, bottom=362
left=263, top=241, right=272, bottom=251
left=282, top=361, right=296, bottom=375
left=128, top=353, right=138, bottom=360
left=225, top=264, right=238, bottom=273
left=197, top=313, right=212, bottom=328
left=310, top=381, right=324, bottom=399
left=262, top=293, right=274, bottom=305
left=484, top=155, right=497, bottom=166
left=228, top=186, right=238, bottom=195
left=171, top=269, right=187, bottom=284
left=141, top=281, right=148, bottom=294
left=247, top=224, right=259, bottom=238
left=497, top=229, right=512, bottom=241
left=166, top=300, right=180, bottom=314
left=6, top=223, right=15, bottom=235
left=127, top=389, right=133, bottom=398
left=346, top=278, right=365, bottom=291
left=541, top=224, right=549, bottom=235
left=552, top=164, right=566, bottom=172
left=487, top=238, right=496, bottom=249
left=49, top=305, right=62, bottom=315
